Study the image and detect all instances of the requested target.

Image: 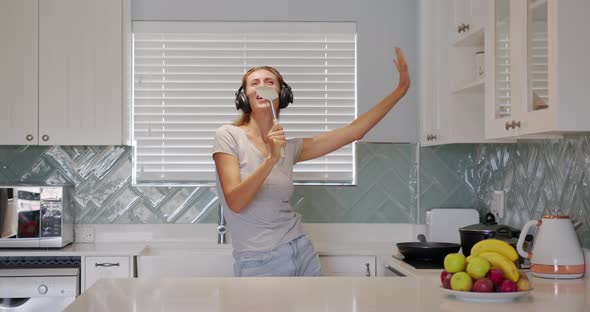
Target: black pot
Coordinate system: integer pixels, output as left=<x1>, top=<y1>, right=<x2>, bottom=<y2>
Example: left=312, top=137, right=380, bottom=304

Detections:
left=459, top=213, right=520, bottom=256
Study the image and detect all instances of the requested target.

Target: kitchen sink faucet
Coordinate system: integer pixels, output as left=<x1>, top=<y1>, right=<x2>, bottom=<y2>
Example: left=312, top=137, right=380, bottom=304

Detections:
left=217, top=203, right=227, bottom=244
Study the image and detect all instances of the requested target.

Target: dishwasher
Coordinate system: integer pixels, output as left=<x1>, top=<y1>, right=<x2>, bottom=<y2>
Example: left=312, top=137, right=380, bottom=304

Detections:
left=0, top=256, right=80, bottom=312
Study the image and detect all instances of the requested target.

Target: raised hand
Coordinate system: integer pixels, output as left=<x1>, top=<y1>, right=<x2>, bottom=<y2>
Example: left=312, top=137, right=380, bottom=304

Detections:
left=393, top=47, right=410, bottom=96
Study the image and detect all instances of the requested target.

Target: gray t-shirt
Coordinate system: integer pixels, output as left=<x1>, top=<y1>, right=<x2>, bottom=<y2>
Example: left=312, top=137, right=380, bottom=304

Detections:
left=212, top=124, right=305, bottom=254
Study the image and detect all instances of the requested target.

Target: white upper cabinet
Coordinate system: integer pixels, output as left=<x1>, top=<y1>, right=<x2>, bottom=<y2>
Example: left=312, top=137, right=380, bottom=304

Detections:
left=486, top=0, right=590, bottom=139
left=450, top=0, right=471, bottom=41
left=419, top=0, right=447, bottom=145
left=420, top=0, right=506, bottom=146
left=39, top=0, right=128, bottom=145
left=450, top=0, right=489, bottom=43
left=0, top=0, right=39, bottom=145
left=0, top=0, right=130, bottom=145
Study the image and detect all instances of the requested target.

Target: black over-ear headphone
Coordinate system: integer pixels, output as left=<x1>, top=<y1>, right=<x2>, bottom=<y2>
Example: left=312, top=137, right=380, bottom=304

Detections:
left=235, top=82, right=293, bottom=113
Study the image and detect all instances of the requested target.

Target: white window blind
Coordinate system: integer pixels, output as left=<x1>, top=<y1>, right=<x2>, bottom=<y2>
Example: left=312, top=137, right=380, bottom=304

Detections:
left=132, top=22, right=357, bottom=185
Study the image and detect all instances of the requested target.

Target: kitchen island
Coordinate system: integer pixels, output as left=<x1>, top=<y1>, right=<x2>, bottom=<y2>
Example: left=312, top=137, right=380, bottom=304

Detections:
left=65, top=274, right=589, bottom=311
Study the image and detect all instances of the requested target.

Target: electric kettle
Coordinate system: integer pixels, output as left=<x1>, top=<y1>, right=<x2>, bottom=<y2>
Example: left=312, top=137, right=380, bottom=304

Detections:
left=516, top=215, right=585, bottom=279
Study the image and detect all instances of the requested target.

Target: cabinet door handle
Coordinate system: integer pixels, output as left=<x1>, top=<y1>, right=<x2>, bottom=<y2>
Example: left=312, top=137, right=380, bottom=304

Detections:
left=41, top=134, right=49, bottom=142
left=513, top=120, right=521, bottom=128
left=457, top=23, right=470, bottom=33
left=95, top=262, right=120, bottom=267
left=432, top=135, right=437, bottom=141
left=510, top=120, right=520, bottom=129
left=26, top=134, right=34, bottom=141
left=365, top=263, right=371, bottom=277
left=505, top=121, right=513, bottom=130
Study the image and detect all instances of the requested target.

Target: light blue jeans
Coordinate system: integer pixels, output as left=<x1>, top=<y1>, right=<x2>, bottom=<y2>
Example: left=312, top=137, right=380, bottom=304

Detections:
left=233, top=235, right=322, bottom=277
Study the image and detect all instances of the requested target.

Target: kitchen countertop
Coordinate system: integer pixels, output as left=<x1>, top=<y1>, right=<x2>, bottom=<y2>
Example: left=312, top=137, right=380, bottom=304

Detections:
left=0, top=240, right=396, bottom=258
left=0, top=223, right=418, bottom=258
left=0, top=240, right=397, bottom=259
left=64, top=272, right=590, bottom=312
left=0, top=242, right=147, bottom=257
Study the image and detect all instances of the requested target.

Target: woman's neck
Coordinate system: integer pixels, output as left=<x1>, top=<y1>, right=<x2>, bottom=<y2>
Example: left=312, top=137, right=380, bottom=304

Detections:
left=244, top=115, right=273, bottom=142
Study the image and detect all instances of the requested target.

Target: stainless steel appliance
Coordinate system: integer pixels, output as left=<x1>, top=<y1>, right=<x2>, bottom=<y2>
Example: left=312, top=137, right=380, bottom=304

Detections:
left=0, top=186, right=73, bottom=248
left=0, top=256, right=81, bottom=311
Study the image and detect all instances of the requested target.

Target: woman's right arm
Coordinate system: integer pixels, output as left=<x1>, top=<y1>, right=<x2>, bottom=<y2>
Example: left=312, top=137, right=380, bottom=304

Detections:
left=213, top=153, right=278, bottom=213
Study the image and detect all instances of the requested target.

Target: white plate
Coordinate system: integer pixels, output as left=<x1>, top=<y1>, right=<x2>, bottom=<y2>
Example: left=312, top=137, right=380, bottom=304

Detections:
left=441, top=287, right=532, bottom=303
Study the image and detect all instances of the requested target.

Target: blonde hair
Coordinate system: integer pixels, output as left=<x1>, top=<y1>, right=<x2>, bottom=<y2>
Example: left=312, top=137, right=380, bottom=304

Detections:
left=232, top=66, right=285, bottom=126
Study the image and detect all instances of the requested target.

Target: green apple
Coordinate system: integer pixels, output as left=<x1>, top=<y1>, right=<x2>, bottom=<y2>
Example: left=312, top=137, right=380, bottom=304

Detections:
left=450, top=272, right=473, bottom=291
left=466, top=256, right=491, bottom=279
left=444, top=253, right=466, bottom=273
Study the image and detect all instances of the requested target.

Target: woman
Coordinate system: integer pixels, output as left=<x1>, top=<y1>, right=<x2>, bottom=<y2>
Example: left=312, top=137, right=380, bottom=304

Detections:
left=213, top=47, right=410, bottom=277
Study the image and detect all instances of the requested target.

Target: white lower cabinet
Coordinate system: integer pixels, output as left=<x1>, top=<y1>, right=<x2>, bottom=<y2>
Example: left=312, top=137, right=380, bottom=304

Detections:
left=138, top=253, right=235, bottom=278
left=83, top=256, right=132, bottom=291
left=319, top=255, right=376, bottom=277
left=137, top=253, right=378, bottom=277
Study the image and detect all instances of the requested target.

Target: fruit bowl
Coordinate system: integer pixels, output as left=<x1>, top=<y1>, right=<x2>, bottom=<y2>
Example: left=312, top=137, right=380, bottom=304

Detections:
left=440, top=287, right=533, bottom=303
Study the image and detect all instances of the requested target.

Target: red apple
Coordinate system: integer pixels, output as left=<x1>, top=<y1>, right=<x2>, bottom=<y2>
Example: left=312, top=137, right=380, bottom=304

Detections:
left=441, top=270, right=452, bottom=285
left=487, top=268, right=505, bottom=287
left=441, top=271, right=453, bottom=289
left=472, top=278, right=494, bottom=292
left=499, top=279, right=518, bottom=292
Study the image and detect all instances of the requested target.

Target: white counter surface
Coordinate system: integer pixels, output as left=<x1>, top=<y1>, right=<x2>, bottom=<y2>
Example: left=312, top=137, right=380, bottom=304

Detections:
left=135, top=239, right=397, bottom=256
left=0, top=240, right=394, bottom=258
left=65, top=273, right=590, bottom=312
left=0, top=242, right=147, bottom=257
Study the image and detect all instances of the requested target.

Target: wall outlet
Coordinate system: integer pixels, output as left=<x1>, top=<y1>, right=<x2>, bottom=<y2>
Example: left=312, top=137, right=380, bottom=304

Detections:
left=74, top=225, right=95, bottom=243
left=492, top=190, right=505, bottom=220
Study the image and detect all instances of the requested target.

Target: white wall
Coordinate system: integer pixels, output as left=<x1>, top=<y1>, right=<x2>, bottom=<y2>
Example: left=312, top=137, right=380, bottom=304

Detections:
left=132, top=0, right=418, bottom=143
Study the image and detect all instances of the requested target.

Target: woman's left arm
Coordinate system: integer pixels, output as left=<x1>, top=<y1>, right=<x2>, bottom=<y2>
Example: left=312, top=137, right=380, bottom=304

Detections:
left=298, top=47, right=410, bottom=163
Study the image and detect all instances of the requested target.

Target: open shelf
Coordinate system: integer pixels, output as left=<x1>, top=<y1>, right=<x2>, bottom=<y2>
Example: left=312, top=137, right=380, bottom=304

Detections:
left=453, top=26, right=485, bottom=47
left=452, top=77, right=485, bottom=94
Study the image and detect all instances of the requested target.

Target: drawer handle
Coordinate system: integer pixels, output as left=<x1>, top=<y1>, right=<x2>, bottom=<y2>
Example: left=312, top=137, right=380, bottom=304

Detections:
left=505, top=121, right=513, bottom=130
left=95, top=262, right=120, bottom=267
left=512, top=120, right=521, bottom=129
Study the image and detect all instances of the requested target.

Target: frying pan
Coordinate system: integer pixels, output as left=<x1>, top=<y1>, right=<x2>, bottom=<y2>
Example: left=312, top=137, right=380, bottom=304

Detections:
left=396, top=234, right=461, bottom=262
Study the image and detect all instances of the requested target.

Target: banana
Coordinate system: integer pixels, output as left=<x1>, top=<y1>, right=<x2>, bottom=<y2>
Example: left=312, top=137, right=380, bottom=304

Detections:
left=470, top=239, right=519, bottom=262
left=477, top=251, right=520, bottom=282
